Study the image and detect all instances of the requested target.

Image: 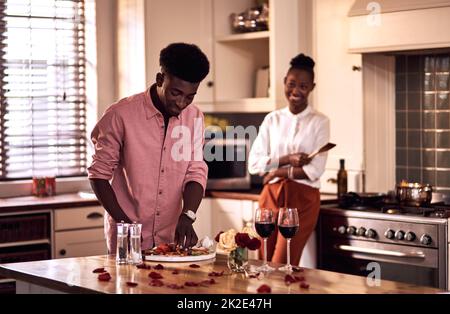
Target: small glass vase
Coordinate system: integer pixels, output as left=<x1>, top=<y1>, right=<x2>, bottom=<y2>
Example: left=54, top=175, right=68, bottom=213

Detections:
left=227, top=247, right=248, bottom=273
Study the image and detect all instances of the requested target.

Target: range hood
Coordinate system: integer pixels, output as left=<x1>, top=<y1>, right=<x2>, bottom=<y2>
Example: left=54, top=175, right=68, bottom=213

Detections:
left=348, top=0, right=450, bottom=53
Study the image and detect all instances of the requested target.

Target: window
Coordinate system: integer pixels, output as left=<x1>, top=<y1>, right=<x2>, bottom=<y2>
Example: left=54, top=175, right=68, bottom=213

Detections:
left=0, top=0, right=87, bottom=180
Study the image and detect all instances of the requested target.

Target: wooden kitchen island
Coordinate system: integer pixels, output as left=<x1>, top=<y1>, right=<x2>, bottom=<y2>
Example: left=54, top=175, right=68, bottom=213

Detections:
left=0, top=254, right=445, bottom=294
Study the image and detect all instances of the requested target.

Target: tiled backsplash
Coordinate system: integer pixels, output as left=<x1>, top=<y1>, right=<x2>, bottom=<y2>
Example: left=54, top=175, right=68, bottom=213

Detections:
left=396, top=54, right=450, bottom=193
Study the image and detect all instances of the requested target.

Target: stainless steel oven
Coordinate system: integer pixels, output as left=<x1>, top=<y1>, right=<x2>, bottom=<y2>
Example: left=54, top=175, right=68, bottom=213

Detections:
left=204, top=138, right=251, bottom=190
left=318, top=206, right=448, bottom=290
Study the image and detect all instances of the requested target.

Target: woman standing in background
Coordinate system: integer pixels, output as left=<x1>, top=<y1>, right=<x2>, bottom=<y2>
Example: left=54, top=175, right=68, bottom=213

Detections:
left=248, top=53, right=330, bottom=266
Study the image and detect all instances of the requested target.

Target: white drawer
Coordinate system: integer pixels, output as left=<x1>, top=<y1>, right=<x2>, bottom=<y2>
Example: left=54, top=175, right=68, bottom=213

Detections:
left=54, top=228, right=107, bottom=258
left=54, top=206, right=104, bottom=231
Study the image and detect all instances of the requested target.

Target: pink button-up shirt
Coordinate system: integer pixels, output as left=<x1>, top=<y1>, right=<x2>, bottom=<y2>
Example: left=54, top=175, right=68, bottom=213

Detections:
left=87, top=89, right=207, bottom=252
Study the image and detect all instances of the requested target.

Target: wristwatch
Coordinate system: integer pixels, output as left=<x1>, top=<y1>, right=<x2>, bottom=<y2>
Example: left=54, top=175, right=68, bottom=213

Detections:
left=182, top=210, right=196, bottom=222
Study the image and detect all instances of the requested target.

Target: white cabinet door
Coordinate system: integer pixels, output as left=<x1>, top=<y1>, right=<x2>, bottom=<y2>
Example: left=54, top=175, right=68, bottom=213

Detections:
left=54, top=228, right=107, bottom=259
left=211, top=198, right=244, bottom=233
left=193, top=198, right=213, bottom=240
left=144, top=0, right=214, bottom=104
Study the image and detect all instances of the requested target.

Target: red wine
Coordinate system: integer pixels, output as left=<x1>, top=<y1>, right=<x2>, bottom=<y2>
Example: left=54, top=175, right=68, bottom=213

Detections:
left=255, top=222, right=275, bottom=238
left=279, top=225, right=299, bottom=238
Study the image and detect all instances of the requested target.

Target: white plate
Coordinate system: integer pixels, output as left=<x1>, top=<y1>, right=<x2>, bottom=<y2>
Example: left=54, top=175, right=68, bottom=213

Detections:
left=144, top=251, right=216, bottom=262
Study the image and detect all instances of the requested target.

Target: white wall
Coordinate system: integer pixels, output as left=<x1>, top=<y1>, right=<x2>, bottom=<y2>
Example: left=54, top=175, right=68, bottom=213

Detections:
left=312, top=0, right=365, bottom=193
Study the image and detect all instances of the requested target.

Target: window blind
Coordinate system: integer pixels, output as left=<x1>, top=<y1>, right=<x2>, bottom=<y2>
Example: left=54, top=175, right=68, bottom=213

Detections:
left=0, top=0, right=87, bottom=180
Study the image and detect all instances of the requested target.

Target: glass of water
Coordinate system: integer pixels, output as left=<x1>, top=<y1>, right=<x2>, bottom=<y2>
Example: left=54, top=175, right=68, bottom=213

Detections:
left=116, top=221, right=130, bottom=265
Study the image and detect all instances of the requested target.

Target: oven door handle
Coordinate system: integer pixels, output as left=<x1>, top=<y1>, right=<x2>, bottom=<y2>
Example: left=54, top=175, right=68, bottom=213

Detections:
left=336, top=245, right=426, bottom=258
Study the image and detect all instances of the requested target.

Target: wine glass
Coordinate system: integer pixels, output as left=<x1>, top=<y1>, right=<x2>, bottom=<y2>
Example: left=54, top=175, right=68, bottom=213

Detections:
left=277, top=208, right=299, bottom=273
left=254, top=208, right=276, bottom=272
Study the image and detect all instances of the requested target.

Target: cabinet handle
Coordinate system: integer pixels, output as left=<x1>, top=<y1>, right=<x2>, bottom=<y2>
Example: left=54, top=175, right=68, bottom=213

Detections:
left=59, top=249, right=66, bottom=256
left=207, top=81, right=214, bottom=88
left=86, top=212, right=103, bottom=220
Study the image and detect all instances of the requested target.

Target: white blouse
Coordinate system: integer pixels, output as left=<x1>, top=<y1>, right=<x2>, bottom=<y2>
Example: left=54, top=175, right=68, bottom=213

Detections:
left=248, top=105, right=330, bottom=189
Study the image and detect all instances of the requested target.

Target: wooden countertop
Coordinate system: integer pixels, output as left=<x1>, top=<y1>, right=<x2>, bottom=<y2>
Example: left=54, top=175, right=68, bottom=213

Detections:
left=0, top=191, right=337, bottom=213
left=0, top=255, right=443, bottom=294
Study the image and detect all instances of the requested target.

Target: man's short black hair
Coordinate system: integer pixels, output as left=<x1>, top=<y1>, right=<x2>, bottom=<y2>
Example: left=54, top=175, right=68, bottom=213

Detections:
left=289, top=53, right=315, bottom=82
left=160, top=43, right=210, bottom=83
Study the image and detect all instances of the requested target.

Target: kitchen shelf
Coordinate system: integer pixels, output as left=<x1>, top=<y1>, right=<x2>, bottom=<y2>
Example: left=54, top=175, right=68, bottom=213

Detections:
left=216, top=31, right=269, bottom=43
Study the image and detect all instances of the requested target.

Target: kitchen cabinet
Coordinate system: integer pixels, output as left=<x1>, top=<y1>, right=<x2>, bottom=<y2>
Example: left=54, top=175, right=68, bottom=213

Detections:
left=53, top=206, right=107, bottom=258
left=139, top=0, right=306, bottom=112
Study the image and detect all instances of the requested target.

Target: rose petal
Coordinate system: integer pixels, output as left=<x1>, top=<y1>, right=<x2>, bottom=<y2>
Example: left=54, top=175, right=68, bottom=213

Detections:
left=172, top=270, right=179, bottom=275
left=184, top=281, right=199, bottom=287
left=93, top=267, right=106, bottom=273
left=201, top=278, right=216, bottom=285
left=214, top=231, right=224, bottom=242
left=149, top=279, right=164, bottom=287
left=284, top=274, right=296, bottom=285
left=136, top=263, right=151, bottom=270
left=148, top=272, right=163, bottom=279
left=300, top=282, right=310, bottom=289
left=189, top=264, right=200, bottom=268
left=257, top=284, right=271, bottom=293
left=208, top=271, right=224, bottom=277
left=126, top=282, right=138, bottom=287
left=98, top=272, right=111, bottom=282
left=295, top=276, right=305, bottom=282
left=153, top=264, right=164, bottom=270
left=166, top=283, right=184, bottom=289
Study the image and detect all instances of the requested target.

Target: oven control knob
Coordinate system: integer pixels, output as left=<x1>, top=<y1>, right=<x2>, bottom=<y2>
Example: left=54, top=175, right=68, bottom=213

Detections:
left=346, top=226, right=356, bottom=235
left=420, top=234, right=432, bottom=246
left=405, top=232, right=416, bottom=242
left=365, top=229, right=377, bottom=239
left=385, top=229, right=395, bottom=239
left=338, top=226, right=347, bottom=234
left=357, top=227, right=366, bottom=237
left=395, top=230, right=405, bottom=240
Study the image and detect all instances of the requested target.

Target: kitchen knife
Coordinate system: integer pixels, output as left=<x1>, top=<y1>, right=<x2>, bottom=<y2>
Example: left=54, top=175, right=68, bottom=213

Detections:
left=308, top=143, right=336, bottom=159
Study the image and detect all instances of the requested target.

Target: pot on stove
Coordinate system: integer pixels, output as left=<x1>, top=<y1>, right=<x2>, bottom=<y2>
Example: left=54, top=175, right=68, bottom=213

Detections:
left=396, top=182, right=433, bottom=207
left=338, top=192, right=386, bottom=209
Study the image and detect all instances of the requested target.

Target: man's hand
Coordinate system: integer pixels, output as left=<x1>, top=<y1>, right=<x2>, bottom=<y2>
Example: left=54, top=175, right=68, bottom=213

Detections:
left=175, top=214, right=198, bottom=248
left=288, top=153, right=311, bottom=167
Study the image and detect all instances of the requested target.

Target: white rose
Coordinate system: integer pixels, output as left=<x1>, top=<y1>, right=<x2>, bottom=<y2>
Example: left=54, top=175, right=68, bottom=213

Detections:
left=218, top=229, right=237, bottom=252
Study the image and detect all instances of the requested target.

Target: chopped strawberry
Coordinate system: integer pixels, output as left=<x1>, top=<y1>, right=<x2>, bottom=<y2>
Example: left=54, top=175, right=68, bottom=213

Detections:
left=257, top=284, right=271, bottom=293
left=149, top=279, right=164, bottom=287
left=126, top=282, right=138, bottom=287
left=189, top=264, right=200, bottom=268
left=93, top=267, right=106, bottom=273
left=98, top=272, right=111, bottom=281
left=148, top=272, right=163, bottom=279
left=153, top=264, right=164, bottom=270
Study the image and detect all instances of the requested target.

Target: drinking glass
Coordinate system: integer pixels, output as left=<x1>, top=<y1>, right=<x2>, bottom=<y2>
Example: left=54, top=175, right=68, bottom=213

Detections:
left=277, top=208, right=299, bottom=273
left=128, top=223, right=142, bottom=265
left=254, top=208, right=276, bottom=272
left=116, top=221, right=130, bottom=265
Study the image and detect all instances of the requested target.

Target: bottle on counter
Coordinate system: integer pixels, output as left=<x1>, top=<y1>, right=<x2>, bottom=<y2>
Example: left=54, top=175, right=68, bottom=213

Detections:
left=337, top=159, right=348, bottom=199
